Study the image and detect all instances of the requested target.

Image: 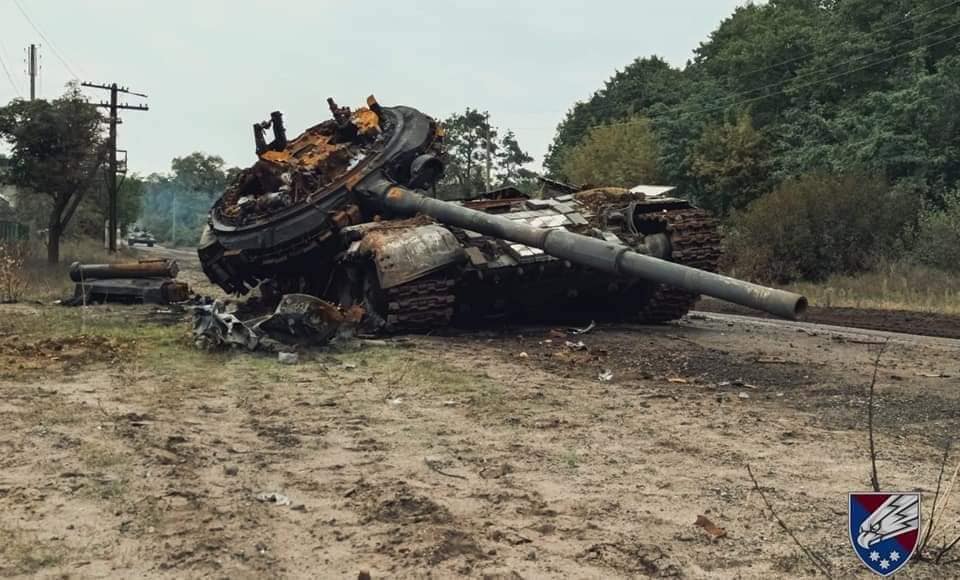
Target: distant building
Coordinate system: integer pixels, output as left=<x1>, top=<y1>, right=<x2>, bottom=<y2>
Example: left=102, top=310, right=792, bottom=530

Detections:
left=0, top=194, right=12, bottom=218
left=0, top=157, right=25, bottom=237
left=538, top=176, right=580, bottom=198
left=0, top=157, right=16, bottom=219
left=628, top=184, right=677, bottom=197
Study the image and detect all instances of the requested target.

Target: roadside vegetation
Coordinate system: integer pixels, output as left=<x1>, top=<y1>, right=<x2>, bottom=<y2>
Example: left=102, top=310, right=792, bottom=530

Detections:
left=789, top=262, right=960, bottom=315
left=546, top=0, right=960, bottom=311
left=3, top=0, right=959, bottom=313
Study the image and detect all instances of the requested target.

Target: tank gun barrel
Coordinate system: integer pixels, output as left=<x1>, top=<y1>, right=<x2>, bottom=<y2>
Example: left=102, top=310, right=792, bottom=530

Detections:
left=373, top=184, right=807, bottom=320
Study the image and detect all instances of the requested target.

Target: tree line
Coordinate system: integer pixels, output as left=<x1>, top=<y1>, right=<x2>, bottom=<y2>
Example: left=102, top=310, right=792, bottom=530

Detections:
left=0, top=83, right=539, bottom=262
left=0, top=82, right=239, bottom=260
left=545, top=0, right=960, bottom=281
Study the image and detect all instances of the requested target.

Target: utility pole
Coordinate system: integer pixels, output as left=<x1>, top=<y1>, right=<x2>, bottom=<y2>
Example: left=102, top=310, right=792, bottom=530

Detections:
left=81, top=82, right=148, bottom=252
left=27, top=44, right=38, bottom=100
left=484, top=112, right=492, bottom=191
left=171, top=190, right=177, bottom=246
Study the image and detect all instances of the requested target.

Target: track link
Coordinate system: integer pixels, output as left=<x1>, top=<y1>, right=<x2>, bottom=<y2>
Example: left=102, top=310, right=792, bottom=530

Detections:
left=382, top=275, right=456, bottom=332
left=635, top=208, right=722, bottom=323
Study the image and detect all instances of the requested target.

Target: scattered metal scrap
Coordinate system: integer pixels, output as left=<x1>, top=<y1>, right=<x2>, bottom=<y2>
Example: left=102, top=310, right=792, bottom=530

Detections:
left=64, top=259, right=189, bottom=305
left=198, top=96, right=807, bottom=338
left=191, top=293, right=360, bottom=351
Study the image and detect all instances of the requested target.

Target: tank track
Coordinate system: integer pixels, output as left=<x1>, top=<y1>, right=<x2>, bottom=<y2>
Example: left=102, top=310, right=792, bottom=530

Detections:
left=634, top=207, right=722, bottom=323
left=381, top=275, right=456, bottom=332
left=373, top=208, right=721, bottom=331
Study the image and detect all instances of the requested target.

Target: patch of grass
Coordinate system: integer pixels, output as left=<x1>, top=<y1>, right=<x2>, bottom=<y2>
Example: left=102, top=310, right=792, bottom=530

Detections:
left=335, top=345, right=504, bottom=405
left=789, top=261, right=960, bottom=314
left=772, top=551, right=805, bottom=574
left=78, top=443, right=127, bottom=471
left=0, top=528, right=67, bottom=576
left=75, top=444, right=132, bottom=500
left=29, top=396, right=87, bottom=427
left=18, top=237, right=137, bottom=302
left=85, top=477, right=130, bottom=500
left=560, top=449, right=580, bottom=469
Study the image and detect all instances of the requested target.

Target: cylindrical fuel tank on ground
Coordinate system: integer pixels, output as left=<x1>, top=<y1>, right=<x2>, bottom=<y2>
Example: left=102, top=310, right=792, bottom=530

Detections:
left=69, top=259, right=179, bottom=282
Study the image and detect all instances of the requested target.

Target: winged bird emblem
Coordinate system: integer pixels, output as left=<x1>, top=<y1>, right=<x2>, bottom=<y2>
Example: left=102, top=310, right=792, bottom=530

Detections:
left=856, top=494, right=920, bottom=549
left=849, top=492, right=921, bottom=576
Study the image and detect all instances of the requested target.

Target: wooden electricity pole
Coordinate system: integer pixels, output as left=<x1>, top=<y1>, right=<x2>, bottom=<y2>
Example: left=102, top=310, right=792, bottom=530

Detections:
left=484, top=112, right=492, bottom=191
left=81, top=82, right=148, bottom=252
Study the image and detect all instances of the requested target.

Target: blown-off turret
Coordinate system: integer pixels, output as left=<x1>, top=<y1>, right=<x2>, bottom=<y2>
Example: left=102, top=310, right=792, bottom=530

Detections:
left=199, top=97, right=806, bottom=330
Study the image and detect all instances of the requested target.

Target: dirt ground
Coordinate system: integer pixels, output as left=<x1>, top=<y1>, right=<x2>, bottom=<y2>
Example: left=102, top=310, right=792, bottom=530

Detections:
left=699, top=297, right=960, bottom=340
left=2, top=252, right=960, bottom=578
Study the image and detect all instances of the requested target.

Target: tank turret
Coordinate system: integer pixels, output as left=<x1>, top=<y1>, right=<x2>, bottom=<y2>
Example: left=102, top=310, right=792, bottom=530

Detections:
left=199, top=97, right=805, bottom=330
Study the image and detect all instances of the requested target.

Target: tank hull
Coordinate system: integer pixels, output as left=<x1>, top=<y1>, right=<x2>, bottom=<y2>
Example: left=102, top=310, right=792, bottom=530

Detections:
left=199, top=98, right=805, bottom=330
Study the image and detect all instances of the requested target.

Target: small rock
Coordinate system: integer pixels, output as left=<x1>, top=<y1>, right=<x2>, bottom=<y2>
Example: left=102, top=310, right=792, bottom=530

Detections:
left=224, top=465, right=239, bottom=476
left=278, top=352, right=299, bottom=364
left=256, top=492, right=292, bottom=506
left=738, top=392, right=750, bottom=399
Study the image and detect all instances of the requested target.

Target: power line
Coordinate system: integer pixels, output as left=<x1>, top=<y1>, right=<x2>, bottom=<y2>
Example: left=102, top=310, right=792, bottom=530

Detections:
left=732, top=0, right=960, bottom=80
left=0, top=39, right=22, bottom=98
left=540, top=1, right=960, bottom=123
left=551, top=17, right=960, bottom=125
left=81, top=81, right=149, bottom=253
left=561, top=28, right=960, bottom=133
left=685, top=18, right=960, bottom=115
left=12, top=0, right=81, bottom=79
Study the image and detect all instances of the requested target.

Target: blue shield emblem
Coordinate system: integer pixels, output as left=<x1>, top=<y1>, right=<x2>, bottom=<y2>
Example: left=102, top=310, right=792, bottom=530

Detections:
left=849, top=492, right=921, bottom=576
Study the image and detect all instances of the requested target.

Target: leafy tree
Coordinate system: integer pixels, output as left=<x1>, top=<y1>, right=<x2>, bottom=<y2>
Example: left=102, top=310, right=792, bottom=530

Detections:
left=690, top=113, right=773, bottom=214
left=496, top=130, right=535, bottom=187
left=0, top=85, right=105, bottom=263
left=438, top=109, right=497, bottom=199
left=545, top=56, right=688, bottom=176
left=138, top=153, right=235, bottom=246
left=546, top=0, right=960, bottom=213
left=436, top=110, right=535, bottom=198
left=912, top=190, right=960, bottom=272
left=725, top=173, right=918, bottom=282
left=171, top=152, right=229, bottom=197
left=561, top=117, right=660, bottom=188
left=71, top=173, right=144, bottom=239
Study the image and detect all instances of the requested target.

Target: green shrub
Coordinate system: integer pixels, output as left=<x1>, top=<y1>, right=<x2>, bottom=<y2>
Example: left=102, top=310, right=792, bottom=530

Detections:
left=724, top=173, right=918, bottom=283
left=561, top=116, right=660, bottom=187
left=913, top=191, right=960, bottom=273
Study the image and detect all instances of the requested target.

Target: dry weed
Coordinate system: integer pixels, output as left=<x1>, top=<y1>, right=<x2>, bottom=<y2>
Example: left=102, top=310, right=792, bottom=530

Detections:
left=0, top=242, right=28, bottom=303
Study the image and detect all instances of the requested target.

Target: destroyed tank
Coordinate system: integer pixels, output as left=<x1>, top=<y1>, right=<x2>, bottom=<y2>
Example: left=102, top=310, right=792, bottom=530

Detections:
left=198, top=97, right=806, bottom=331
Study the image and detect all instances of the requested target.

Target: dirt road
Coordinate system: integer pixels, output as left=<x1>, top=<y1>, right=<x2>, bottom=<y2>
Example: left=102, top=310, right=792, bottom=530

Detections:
left=1, top=253, right=959, bottom=578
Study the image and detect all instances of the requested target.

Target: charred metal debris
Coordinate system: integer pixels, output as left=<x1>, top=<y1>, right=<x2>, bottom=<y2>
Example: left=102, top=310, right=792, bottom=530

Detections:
left=63, top=259, right=189, bottom=305
left=191, top=293, right=362, bottom=352
left=191, top=95, right=806, bottom=352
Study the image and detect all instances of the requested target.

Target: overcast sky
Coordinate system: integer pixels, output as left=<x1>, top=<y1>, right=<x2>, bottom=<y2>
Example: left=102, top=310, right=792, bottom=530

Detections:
left=0, top=0, right=753, bottom=175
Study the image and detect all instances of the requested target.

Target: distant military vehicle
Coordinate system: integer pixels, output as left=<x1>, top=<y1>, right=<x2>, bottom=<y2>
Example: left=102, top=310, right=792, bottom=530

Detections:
left=127, top=228, right=156, bottom=247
